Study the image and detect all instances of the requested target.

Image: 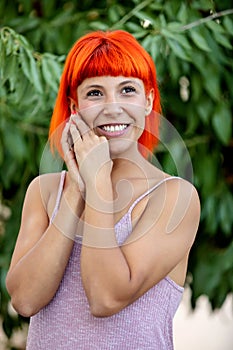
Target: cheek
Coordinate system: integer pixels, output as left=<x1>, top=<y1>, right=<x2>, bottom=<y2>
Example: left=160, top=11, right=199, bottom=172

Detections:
left=78, top=103, right=103, bottom=127
left=127, top=104, right=145, bottom=128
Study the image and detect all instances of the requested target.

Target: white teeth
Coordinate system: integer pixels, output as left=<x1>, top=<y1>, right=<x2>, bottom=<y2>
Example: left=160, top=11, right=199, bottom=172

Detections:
left=101, top=124, right=127, bottom=132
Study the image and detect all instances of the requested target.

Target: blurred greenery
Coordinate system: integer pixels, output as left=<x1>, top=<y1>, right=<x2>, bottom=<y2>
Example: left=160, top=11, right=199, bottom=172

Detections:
left=0, top=0, right=233, bottom=347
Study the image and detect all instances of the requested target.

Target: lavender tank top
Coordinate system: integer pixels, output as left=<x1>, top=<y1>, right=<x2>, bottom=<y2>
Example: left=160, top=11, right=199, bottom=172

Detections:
left=26, top=171, right=184, bottom=350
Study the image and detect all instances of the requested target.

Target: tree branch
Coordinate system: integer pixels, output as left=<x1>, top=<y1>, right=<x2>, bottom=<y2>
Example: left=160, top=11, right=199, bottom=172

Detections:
left=180, top=8, right=233, bottom=31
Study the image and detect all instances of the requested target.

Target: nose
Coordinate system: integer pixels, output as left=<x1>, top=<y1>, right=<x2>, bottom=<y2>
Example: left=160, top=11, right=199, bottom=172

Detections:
left=103, top=102, right=123, bottom=116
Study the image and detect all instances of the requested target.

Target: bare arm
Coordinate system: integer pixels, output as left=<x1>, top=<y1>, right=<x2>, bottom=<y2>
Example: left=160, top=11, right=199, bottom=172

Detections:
left=81, top=177, right=200, bottom=317
left=6, top=174, right=84, bottom=317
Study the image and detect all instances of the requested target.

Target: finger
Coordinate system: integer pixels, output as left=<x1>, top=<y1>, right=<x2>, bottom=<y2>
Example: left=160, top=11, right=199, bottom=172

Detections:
left=70, top=123, right=82, bottom=144
left=71, top=115, right=92, bottom=138
left=61, top=122, right=72, bottom=156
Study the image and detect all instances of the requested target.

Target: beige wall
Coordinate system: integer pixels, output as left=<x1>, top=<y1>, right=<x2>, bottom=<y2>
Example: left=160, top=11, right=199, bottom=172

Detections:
left=174, top=288, right=233, bottom=350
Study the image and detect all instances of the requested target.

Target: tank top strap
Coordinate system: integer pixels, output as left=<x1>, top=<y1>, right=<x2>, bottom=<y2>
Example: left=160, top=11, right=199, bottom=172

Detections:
left=128, top=176, right=180, bottom=215
left=50, top=170, right=66, bottom=224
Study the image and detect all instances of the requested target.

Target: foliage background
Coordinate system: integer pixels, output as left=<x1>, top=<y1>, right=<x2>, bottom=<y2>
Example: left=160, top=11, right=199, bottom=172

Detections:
left=0, top=0, right=232, bottom=347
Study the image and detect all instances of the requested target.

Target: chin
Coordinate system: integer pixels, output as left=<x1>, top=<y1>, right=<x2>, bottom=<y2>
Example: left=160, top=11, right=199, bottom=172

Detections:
left=108, top=138, right=137, bottom=157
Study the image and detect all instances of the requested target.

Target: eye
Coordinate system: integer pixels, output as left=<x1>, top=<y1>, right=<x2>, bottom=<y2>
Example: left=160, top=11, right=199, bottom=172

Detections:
left=122, top=86, right=136, bottom=94
left=87, top=89, right=103, bottom=97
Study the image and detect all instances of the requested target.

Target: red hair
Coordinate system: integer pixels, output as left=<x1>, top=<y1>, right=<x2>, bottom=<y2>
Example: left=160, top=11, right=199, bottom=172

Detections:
left=49, top=30, right=161, bottom=158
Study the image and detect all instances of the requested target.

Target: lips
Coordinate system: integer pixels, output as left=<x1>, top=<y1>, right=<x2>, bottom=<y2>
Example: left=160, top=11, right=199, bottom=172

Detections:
left=97, top=124, right=130, bottom=137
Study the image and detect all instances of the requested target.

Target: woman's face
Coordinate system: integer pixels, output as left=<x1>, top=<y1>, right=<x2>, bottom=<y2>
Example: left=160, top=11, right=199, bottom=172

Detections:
left=76, top=76, right=154, bottom=156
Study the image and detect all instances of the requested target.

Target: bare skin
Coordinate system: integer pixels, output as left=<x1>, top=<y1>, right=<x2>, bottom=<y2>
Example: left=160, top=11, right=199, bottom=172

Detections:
left=6, top=76, right=200, bottom=317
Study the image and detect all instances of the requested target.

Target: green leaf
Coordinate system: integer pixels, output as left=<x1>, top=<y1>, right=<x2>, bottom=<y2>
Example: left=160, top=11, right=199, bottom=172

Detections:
left=163, top=29, right=193, bottom=53
left=89, top=21, right=109, bottom=31
left=206, top=20, right=225, bottom=34
left=190, top=72, right=202, bottom=101
left=212, top=103, right=232, bottom=145
left=43, top=53, right=63, bottom=78
left=41, top=57, right=58, bottom=91
left=11, top=73, right=29, bottom=104
left=108, top=6, right=120, bottom=23
left=18, top=32, right=33, bottom=50
left=0, top=134, right=3, bottom=165
left=223, top=16, right=233, bottom=36
left=133, top=30, right=149, bottom=40
left=150, top=37, right=161, bottom=62
left=19, top=47, right=32, bottom=82
left=150, top=2, right=163, bottom=11
left=219, top=191, right=233, bottom=235
left=177, top=3, right=188, bottom=23
left=167, top=54, right=180, bottom=81
left=141, top=34, right=152, bottom=51
left=0, top=39, right=6, bottom=80
left=193, top=0, right=215, bottom=11
left=161, top=28, right=177, bottom=40
left=203, top=65, right=221, bottom=101
left=222, top=242, right=233, bottom=271
left=29, top=54, right=43, bottom=94
left=4, top=34, right=14, bottom=55
left=167, top=22, right=182, bottom=31
left=191, top=51, right=206, bottom=75
left=189, top=28, right=212, bottom=52
left=3, top=53, right=18, bottom=91
left=126, top=21, right=144, bottom=33
left=167, top=38, right=191, bottom=61
left=213, top=32, right=232, bottom=50
left=3, top=124, right=28, bottom=161
left=173, top=34, right=192, bottom=50
left=196, top=96, right=213, bottom=124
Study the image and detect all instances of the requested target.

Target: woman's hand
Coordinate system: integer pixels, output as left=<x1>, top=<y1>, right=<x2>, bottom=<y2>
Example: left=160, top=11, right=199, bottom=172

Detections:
left=61, top=114, right=112, bottom=192
left=69, top=115, right=113, bottom=187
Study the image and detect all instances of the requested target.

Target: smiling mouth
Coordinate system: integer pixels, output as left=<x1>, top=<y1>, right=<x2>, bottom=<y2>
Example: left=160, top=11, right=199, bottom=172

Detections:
left=99, top=124, right=128, bottom=132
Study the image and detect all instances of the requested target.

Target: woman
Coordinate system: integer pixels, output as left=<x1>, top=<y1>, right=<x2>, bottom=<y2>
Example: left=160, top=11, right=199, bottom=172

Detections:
left=6, top=30, right=200, bottom=349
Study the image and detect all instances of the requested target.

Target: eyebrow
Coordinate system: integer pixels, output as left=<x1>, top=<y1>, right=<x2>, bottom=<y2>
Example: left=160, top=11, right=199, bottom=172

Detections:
left=81, top=79, right=143, bottom=92
left=118, top=80, right=142, bottom=89
left=82, top=84, right=103, bottom=90
left=79, top=85, right=103, bottom=96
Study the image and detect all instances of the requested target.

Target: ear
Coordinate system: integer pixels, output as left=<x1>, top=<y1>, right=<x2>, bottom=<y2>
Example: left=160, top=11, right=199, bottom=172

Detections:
left=68, top=97, right=78, bottom=114
left=145, top=89, right=154, bottom=116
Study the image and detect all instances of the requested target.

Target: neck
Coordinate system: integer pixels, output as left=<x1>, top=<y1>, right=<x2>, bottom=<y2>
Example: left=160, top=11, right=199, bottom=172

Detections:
left=111, top=152, right=148, bottom=183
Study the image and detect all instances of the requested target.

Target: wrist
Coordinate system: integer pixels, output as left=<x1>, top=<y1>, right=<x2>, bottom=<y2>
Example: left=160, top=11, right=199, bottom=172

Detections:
left=85, top=176, right=113, bottom=211
left=64, top=181, right=85, bottom=209
left=52, top=192, right=84, bottom=241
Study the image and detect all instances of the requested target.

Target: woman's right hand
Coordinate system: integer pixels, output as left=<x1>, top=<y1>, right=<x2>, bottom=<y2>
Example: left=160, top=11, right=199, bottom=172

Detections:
left=61, top=119, right=85, bottom=194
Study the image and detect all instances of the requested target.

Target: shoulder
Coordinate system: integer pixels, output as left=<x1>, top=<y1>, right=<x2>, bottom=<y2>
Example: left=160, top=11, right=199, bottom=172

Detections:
left=151, top=173, right=199, bottom=202
left=19, top=172, right=65, bottom=229
left=24, top=172, right=65, bottom=209
left=27, top=172, right=64, bottom=195
left=153, top=175, right=200, bottom=213
left=162, top=176, right=200, bottom=209
left=148, top=176, right=200, bottom=242
left=143, top=162, right=200, bottom=214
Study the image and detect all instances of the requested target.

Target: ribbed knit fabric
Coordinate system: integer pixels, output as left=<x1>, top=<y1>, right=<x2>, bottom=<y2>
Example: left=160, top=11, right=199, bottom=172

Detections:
left=26, top=172, right=184, bottom=350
